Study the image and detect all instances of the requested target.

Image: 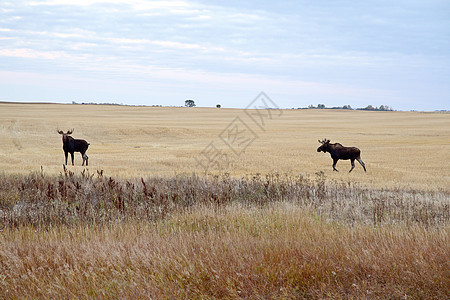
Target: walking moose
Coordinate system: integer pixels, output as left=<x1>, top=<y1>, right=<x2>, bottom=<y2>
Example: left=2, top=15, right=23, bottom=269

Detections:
left=317, top=138, right=366, bottom=173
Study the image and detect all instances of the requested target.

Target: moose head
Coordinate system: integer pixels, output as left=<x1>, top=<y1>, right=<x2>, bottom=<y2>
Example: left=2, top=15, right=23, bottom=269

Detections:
left=317, top=138, right=330, bottom=153
left=57, top=129, right=73, bottom=144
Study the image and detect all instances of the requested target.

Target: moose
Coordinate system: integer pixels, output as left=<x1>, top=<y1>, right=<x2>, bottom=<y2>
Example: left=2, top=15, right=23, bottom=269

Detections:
left=317, top=138, right=366, bottom=173
left=57, top=129, right=90, bottom=166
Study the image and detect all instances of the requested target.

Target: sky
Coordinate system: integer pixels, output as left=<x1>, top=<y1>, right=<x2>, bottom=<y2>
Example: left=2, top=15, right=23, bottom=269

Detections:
left=0, top=0, right=449, bottom=110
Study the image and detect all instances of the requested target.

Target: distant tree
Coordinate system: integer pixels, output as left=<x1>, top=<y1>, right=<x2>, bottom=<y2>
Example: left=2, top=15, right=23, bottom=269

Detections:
left=308, top=104, right=315, bottom=109
left=185, top=100, right=196, bottom=107
left=378, top=105, right=393, bottom=111
left=317, top=104, right=326, bottom=109
left=216, top=104, right=221, bottom=108
left=343, top=105, right=352, bottom=110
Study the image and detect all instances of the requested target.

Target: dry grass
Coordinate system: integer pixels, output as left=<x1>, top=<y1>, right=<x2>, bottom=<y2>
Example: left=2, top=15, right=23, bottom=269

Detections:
left=1, top=170, right=448, bottom=229
left=0, top=171, right=448, bottom=298
left=0, top=102, right=449, bottom=298
left=0, top=102, right=449, bottom=189
left=1, top=205, right=448, bottom=299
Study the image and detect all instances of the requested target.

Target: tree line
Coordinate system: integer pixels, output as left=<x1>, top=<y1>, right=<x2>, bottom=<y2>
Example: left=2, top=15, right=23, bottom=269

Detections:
left=303, top=104, right=393, bottom=111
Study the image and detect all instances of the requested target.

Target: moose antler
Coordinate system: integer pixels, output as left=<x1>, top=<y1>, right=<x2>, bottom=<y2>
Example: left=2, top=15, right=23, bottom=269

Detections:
left=67, top=129, right=74, bottom=135
left=318, top=138, right=329, bottom=144
left=57, top=129, right=64, bottom=134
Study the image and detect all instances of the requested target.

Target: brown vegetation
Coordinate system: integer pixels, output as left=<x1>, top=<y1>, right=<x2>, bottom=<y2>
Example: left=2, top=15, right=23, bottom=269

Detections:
left=0, top=169, right=448, bottom=229
left=0, top=169, right=449, bottom=298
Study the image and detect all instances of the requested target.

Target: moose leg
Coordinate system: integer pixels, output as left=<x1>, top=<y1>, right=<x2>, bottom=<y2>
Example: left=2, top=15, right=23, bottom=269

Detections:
left=64, top=151, right=68, bottom=165
left=349, top=159, right=355, bottom=173
left=357, top=157, right=366, bottom=172
left=332, top=158, right=339, bottom=172
left=81, top=153, right=88, bottom=166
left=70, top=152, right=74, bottom=166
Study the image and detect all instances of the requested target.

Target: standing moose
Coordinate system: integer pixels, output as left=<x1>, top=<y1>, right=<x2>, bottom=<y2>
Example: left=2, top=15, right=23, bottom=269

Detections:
left=317, top=138, right=366, bottom=173
left=57, top=129, right=90, bottom=166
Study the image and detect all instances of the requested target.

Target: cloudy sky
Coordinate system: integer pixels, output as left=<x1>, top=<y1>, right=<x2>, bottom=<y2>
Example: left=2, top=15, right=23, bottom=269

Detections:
left=1, top=0, right=449, bottom=110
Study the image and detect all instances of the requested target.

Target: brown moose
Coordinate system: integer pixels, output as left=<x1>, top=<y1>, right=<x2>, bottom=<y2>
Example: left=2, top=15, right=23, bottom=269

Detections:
left=57, top=129, right=90, bottom=166
left=317, top=138, right=366, bottom=173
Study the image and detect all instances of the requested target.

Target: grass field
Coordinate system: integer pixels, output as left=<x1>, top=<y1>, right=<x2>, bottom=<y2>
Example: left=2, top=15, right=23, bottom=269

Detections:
left=0, top=171, right=448, bottom=298
left=0, top=102, right=449, bottom=189
left=0, top=102, right=449, bottom=298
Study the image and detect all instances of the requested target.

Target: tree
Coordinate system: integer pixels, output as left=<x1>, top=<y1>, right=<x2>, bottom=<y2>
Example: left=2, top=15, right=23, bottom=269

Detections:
left=185, top=100, right=196, bottom=107
left=378, top=105, right=393, bottom=111
left=317, top=104, right=326, bottom=109
left=216, top=104, right=221, bottom=108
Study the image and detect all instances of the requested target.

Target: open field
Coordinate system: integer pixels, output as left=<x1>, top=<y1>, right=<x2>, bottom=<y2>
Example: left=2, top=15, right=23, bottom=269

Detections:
left=0, top=102, right=449, bottom=189
left=0, top=102, right=449, bottom=298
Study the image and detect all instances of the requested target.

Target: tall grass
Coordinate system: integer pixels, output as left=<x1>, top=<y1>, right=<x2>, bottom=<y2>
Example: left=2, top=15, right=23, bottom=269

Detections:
left=0, top=169, right=448, bottom=298
left=0, top=168, right=448, bottom=229
left=0, top=206, right=448, bottom=299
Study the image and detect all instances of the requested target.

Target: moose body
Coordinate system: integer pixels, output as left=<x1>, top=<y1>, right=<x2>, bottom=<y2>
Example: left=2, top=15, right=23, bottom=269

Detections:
left=317, top=139, right=366, bottom=173
left=58, top=129, right=89, bottom=166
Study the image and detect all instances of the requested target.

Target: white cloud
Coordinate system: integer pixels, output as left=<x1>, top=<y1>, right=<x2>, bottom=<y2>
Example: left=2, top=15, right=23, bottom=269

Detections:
left=29, top=0, right=192, bottom=10
left=151, top=40, right=225, bottom=52
left=1, top=0, right=448, bottom=109
left=0, top=48, right=69, bottom=60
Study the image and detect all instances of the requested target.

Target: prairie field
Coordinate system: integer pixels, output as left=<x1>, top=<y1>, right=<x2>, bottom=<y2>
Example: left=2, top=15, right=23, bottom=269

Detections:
left=0, top=102, right=449, bottom=189
left=0, top=102, right=449, bottom=299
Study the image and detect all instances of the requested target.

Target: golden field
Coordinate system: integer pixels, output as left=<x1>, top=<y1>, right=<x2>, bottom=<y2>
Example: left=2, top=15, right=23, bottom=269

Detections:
left=0, top=102, right=449, bottom=299
left=0, top=102, right=449, bottom=189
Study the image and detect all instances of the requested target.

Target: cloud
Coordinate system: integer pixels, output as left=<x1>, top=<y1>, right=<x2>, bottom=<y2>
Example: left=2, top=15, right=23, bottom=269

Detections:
left=151, top=40, right=225, bottom=52
left=29, top=0, right=191, bottom=9
left=0, top=0, right=449, bottom=110
left=0, top=48, right=70, bottom=60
